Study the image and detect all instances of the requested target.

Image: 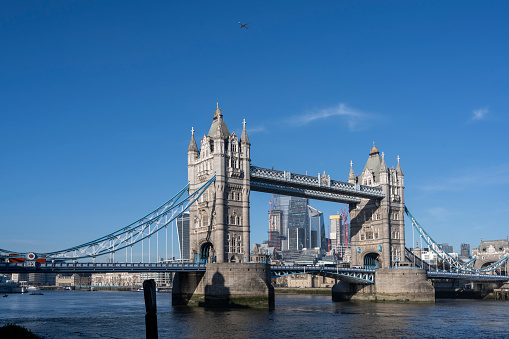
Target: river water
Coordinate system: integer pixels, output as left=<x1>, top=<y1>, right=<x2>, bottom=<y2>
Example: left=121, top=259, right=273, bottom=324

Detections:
left=1, top=291, right=508, bottom=338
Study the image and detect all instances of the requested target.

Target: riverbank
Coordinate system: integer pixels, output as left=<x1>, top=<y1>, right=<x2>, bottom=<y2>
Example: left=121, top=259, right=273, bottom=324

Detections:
left=274, top=287, right=331, bottom=295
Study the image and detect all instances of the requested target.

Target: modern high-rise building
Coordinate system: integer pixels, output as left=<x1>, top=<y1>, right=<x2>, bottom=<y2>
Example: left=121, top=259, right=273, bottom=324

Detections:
left=330, top=215, right=342, bottom=251
left=271, top=195, right=292, bottom=250
left=177, top=212, right=190, bottom=261
left=308, top=206, right=325, bottom=249
left=460, top=243, right=470, bottom=257
left=288, top=227, right=305, bottom=251
left=268, top=209, right=283, bottom=251
left=440, top=243, right=454, bottom=254
left=268, top=195, right=326, bottom=251
left=330, top=214, right=349, bottom=258
left=288, top=197, right=308, bottom=250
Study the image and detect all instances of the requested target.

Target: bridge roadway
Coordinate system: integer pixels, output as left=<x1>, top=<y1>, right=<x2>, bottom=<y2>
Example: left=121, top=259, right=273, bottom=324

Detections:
left=1, top=262, right=508, bottom=284
left=0, top=262, right=375, bottom=284
left=270, top=265, right=375, bottom=284
left=0, top=262, right=207, bottom=274
left=426, top=271, right=509, bottom=282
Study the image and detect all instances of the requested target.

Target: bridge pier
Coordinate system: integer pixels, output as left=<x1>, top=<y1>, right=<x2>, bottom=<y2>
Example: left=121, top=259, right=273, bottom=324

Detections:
left=433, top=280, right=504, bottom=299
left=332, top=269, right=435, bottom=302
left=172, top=263, right=274, bottom=309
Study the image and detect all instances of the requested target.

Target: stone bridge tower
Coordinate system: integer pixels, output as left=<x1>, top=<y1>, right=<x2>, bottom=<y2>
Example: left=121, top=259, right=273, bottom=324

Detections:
left=348, top=144, right=405, bottom=268
left=187, top=104, right=251, bottom=263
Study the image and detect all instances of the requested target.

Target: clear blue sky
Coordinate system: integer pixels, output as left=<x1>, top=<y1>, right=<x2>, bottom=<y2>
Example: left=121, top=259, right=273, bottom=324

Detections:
left=1, top=1, right=508, bottom=257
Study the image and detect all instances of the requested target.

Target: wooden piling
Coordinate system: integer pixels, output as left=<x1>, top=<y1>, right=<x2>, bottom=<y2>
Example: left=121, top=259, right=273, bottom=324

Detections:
left=143, top=279, right=158, bottom=339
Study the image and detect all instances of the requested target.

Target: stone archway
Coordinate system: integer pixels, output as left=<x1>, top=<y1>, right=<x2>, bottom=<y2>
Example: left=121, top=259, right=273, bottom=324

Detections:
left=363, top=252, right=381, bottom=269
left=199, top=242, right=214, bottom=263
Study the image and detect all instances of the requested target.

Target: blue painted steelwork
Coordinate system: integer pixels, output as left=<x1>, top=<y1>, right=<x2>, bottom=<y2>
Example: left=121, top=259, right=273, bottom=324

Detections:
left=463, top=256, right=477, bottom=267
left=0, top=262, right=206, bottom=274
left=0, top=174, right=216, bottom=261
left=405, top=207, right=509, bottom=273
left=363, top=253, right=380, bottom=269
left=270, top=265, right=375, bottom=284
left=0, top=262, right=373, bottom=284
left=250, top=166, right=384, bottom=203
left=427, top=271, right=509, bottom=282
left=405, top=247, right=436, bottom=270
left=474, top=255, right=509, bottom=272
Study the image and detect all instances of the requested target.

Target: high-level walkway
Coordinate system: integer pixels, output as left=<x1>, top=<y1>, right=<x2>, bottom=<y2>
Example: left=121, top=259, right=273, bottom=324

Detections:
left=250, top=166, right=384, bottom=203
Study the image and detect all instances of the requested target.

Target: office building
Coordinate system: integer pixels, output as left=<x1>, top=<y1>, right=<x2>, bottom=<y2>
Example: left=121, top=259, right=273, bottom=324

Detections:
left=460, top=243, right=470, bottom=257
left=330, top=214, right=349, bottom=258
left=177, top=212, right=190, bottom=260
left=440, top=243, right=454, bottom=253
left=308, top=206, right=325, bottom=249
left=268, top=195, right=326, bottom=252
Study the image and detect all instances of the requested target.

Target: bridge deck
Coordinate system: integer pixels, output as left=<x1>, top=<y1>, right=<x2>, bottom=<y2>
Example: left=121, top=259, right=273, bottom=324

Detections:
left=271, top=265, right=375, bottom=284
left=427, top=271, right=509, bottom=282
left=0, top=262, right=206, bottom=274
left=2, top=262, right=506, bottom=284
left=250, top=166, right=384, bottom=203
left=0, top=262, right=374, bottom=284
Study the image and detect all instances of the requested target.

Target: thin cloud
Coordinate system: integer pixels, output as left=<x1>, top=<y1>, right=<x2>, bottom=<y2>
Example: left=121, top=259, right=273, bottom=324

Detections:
left=0, top=238, right=44, bottom=250
left=425, top=207, right=460, bottom=219
left=289, top=103, right=375, bottom=131
left=247, top=126, right=266, bottom=134
left=472, top=107, right=489, bottom=121
left=419, top=164, right=509, bottom=192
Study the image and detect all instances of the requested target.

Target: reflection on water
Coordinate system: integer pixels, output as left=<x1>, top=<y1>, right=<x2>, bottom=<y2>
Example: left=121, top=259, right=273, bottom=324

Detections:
left=1, top=291, right=508, bottom=338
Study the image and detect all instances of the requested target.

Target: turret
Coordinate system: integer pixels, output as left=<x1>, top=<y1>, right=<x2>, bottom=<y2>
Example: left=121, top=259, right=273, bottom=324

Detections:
left=379, top=152, right=388, bottom=185
left=187, top=127, right=199, bottom=161
left=348, top=160, right=356, bottom=184
left=349, top=143, right=406, bottom=269
left=396, top=155, right=404, bottom=186
left=188, top=103, right=252, bottom=264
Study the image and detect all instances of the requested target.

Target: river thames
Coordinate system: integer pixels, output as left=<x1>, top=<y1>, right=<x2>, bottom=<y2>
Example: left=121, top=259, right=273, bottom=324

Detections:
left=1, top=291, right=508, bottom=338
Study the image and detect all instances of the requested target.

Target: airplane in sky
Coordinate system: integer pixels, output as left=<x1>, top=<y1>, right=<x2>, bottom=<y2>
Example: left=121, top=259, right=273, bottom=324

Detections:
left=238, top=22, right=249, bottom=29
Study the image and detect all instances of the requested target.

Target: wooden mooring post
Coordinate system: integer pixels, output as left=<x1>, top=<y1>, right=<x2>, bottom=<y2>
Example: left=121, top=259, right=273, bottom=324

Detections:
left=143, top=279, right=158, bottom=339
left=495, top=289, right=509, bottom=301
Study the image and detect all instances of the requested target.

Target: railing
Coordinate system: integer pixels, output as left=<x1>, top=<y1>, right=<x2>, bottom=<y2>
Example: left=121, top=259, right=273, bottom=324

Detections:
left=250, top=166, right=384, bottom=201
left=427, top=271, right=509, bottom=282
left=250, top=181, right=362, bottom=203
left=270, top=265, right=375, bottom=284
left=0, top=261, right=206, bottom=273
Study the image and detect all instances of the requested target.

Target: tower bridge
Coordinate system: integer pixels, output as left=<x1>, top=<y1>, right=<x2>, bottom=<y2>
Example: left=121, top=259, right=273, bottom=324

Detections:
left=186, top=105, right=400, bottom=268
left=1, top=103, right=508, bottom=307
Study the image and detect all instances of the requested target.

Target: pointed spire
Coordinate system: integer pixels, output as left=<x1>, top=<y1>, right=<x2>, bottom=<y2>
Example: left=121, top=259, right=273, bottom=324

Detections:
left=188, top=127, right=198, bottom=153
left=348, top=160, right=356, bottom=183
left=396, top=155, right=403, bottom=175
left=214, top=102, right=222, bottom=119
left=370, top=141, right=379, bottom=155
left=208, top=103, right=229, bottom=138
left=241, top=118, right=250, bottom=144
left=380, top=151, right=387, bottom=171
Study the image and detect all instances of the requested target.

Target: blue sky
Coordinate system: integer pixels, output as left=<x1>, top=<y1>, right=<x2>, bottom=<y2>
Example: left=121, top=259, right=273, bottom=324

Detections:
left=1, top=1, right=508, bottom=258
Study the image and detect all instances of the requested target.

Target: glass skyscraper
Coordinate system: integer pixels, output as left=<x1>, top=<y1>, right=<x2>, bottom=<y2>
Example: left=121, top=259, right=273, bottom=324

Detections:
left=177, top=212, right=190, bottom=260
left=269, top=195, right=326, bottom=251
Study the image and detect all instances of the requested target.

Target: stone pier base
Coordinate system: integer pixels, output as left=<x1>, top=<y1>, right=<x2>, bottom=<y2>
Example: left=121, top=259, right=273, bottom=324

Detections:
left=333, top=268, right=435, bottom=303
left=172, top=263, right=274, bottom=309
